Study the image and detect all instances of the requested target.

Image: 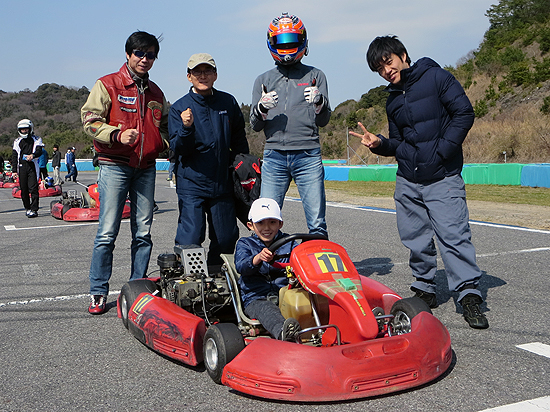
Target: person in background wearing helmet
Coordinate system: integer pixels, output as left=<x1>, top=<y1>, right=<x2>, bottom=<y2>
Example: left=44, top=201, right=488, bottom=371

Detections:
left=64, top=146, right=78, bottom=182
left=168, top=53, right=249, bottom=266
left=11, top=119, right=43, bottom=218
left=250, top=12, right=331, bottom=239
left=81, top=31, right=169, bottom=315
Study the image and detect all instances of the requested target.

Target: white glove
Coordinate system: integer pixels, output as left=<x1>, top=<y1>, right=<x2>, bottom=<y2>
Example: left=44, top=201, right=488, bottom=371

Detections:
left=258, top=84, right=278, bottom=118
left=304, top=86, right=321, bottom=104
left=304, top=85, right=324, bottom=114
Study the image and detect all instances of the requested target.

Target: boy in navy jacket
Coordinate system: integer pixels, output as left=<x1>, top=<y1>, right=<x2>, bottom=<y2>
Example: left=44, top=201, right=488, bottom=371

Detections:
left=235, top=198, right=301, bottom=341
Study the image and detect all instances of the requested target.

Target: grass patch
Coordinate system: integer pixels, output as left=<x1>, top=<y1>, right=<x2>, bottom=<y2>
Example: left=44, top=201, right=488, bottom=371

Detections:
left=322, top=181, right=550, bottom=207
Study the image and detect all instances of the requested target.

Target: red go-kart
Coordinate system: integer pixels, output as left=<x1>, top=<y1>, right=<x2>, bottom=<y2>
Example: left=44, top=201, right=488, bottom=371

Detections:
left=12, top=180, right=61, bottom=198
left=0, top=169, right=19, bottom=188
left=117, top=234, right=452, bottom=402
left=50, top=183, right=130, bottom=221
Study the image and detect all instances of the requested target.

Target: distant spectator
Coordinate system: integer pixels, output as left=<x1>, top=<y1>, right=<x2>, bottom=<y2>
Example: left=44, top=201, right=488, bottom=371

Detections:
left=38, top=147, right=49, bottom=180
left=65, top=147, right=78, bottom=182
left=51, top=144, right=62, bottom=185
left=167, top=149, right=175, bottom=182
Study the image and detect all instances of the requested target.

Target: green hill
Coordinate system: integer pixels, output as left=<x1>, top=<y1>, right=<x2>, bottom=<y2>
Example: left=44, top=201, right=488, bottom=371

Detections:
left=2, top=0, right=550, bottom=164
left=325, top=0, right=550, bottom=165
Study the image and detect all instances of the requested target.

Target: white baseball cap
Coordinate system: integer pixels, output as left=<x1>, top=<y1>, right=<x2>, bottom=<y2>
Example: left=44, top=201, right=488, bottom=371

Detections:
left=248, top=198, right=282, bottom=223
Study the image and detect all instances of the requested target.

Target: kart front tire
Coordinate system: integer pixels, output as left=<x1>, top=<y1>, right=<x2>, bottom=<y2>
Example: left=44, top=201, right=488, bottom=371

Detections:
left=61, top=204, right=70, bottom=217
left=203, top=323, right=245, bottom=384
left=390, top=297, right=432, bottom=335
left=119, top=279, right=159, bottom=330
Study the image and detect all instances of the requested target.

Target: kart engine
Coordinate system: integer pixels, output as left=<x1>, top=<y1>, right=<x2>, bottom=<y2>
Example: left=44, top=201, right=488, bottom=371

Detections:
left=157, top=246, right=232, bottom=323
left=60, top=190, right=84, bottom=208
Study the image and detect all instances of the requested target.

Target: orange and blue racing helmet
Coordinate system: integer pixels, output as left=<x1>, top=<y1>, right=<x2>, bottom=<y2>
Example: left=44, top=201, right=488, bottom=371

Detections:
left=267, top=12, right=308, bottom=65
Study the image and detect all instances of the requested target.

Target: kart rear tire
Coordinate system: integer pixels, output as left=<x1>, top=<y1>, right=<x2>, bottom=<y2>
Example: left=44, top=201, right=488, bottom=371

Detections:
left=49, top=200, right=58, bottom=212
left=120, top=279, right=159, bottom=330
left=203, top=323, right=245, bottom=384
left=390, top=297, right=432, bottom=335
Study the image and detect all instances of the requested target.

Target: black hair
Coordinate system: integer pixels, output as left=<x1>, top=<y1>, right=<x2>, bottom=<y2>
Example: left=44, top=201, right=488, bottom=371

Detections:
left=366, top=35, right=411, bottom=72
left=53, top=144, right=59, bottom=149
left=125, top=31, right=161, bottom=57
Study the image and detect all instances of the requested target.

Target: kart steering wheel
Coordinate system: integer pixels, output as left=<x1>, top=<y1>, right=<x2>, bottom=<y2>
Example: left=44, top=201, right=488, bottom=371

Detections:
left=268, top=233, right=328, bottom=263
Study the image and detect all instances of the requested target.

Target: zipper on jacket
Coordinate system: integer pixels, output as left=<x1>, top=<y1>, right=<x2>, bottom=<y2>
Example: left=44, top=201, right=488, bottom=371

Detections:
left=137, top=83, right=146, bottom=165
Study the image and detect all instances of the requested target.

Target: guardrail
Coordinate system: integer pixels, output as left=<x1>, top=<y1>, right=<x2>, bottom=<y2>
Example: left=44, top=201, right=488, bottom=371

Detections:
left=44, top=161, right=550, bottom=188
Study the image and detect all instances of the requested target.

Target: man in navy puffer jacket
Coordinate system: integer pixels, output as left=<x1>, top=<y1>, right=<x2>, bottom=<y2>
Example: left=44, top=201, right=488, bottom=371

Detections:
left=351, top=35, right=488, bottom=329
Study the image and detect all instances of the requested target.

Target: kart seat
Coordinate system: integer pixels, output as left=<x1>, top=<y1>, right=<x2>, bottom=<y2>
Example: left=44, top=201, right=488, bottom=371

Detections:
left=220, top=254, right=261, bottom=327
left=88, top=184, right=100, bottom=206
left=81, top=191, right=94, bottom=208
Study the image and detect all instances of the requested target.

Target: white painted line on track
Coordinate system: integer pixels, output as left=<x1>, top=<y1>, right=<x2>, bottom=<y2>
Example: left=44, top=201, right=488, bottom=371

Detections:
left=0, top=290, right=121, bottom=309
left=4, top=219, right=133, bottom=231
left=5, top=222, right=98, bottom=230
left=478, top=396, right=550, bottom=411
left=469, top=220, right=550, bottom=235
left=517, top=342, right=550, bottom=359
left=287, top=197, right=550, bottom=234
left=477, top=247, right=550, bottom=258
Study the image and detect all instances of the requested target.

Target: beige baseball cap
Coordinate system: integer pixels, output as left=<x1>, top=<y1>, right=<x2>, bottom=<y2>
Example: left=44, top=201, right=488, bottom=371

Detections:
left=187, top=53, right=216, bottom=70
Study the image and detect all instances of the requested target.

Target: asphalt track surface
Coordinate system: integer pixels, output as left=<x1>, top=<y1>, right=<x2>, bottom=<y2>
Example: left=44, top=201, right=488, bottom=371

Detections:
left=1, top=172, right=549, bottom=412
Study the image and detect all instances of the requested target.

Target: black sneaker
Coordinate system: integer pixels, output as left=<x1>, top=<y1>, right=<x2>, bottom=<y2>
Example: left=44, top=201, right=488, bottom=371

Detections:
left=27, top=210, right=38, bottom=218
left=411, top=287, right=438, bottom=308
left=281, top=318, right=301, bottom=342
left=460, top=294, right=489, bottom=329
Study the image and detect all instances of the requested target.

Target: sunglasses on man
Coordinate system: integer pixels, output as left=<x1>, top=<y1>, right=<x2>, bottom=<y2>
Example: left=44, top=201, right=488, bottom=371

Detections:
left=133, top=50, right=157, bottom=60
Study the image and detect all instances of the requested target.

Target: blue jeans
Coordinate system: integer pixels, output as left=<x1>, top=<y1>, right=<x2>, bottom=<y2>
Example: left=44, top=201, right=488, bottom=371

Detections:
left=65, top=164, right=78, bottom=181
left=89, top=164, right=156, bottom=296
left=261, top=148, right=327, bottom=237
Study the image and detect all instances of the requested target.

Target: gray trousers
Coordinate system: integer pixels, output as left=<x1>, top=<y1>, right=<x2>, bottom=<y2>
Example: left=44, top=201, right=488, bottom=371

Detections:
left=53, top=166, right=62, bottom=186
left=394, top=174, right=482, bottom=302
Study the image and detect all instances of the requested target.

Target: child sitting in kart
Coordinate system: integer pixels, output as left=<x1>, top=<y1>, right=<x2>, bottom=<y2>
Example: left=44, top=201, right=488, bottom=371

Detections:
left=235, top=198, right=301, bottom=341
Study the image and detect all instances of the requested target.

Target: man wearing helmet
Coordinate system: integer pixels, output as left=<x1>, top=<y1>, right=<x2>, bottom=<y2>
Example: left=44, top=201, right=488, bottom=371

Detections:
left=251, top=12, right=331, bottom=238
left=11, top=119, right=43, bottom=218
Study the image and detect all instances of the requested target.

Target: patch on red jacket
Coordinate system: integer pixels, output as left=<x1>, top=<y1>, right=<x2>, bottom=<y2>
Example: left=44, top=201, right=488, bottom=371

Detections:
left=148, top=101, right=163, bottom=128
left=90, top=121, right=103, bottom=135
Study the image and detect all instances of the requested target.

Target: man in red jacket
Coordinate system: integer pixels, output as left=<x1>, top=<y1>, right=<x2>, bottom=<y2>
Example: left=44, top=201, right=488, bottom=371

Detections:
left=81, top=31, right=169, bottom=315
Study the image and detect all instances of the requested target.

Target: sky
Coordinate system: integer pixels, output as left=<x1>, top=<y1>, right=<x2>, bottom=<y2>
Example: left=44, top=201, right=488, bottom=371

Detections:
left=1, top=0, right=497, bottom=108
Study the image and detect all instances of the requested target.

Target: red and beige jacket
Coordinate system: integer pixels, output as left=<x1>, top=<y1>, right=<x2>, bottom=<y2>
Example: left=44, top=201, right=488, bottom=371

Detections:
left=81, top=64, right=169, bottom=169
